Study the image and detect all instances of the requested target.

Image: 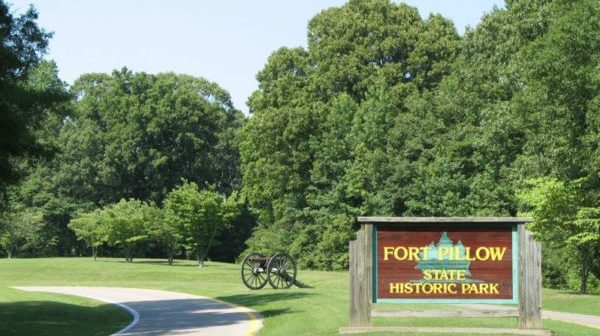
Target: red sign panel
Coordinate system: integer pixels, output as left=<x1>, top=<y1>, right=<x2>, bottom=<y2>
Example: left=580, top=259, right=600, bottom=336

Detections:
left=375, top=224, right=517, bottom=303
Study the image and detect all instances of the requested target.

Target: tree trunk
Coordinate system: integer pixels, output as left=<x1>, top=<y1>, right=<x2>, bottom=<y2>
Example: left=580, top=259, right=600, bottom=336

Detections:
left=7, top=249, right=11, bottom=259
left=579, top=248, right=589, bottom=294
left=581, top=268, right=588, bottom=294
left=198, top=250, right=204, bottom=268
left=167, top=250, right=174, bottom=265
left=197, top=228, right=217, bottom=269
left=125, top=246, right=132, bottom=263
left=92, top=246, right=97, bottom=261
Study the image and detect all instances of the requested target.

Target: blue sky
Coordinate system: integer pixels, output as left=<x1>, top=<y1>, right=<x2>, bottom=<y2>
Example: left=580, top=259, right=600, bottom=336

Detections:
left=10, top=1, right=504, bottom=113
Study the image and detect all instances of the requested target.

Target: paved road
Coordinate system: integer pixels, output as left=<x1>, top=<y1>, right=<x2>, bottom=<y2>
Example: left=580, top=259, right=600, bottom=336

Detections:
left=461, top=303, right=600, bottom=330
left=15, top=286, right=263, bottom=336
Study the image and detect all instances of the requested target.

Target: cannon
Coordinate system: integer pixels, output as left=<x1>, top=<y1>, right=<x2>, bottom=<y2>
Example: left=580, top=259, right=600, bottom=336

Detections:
left=241, top=252, right=297, bottom=289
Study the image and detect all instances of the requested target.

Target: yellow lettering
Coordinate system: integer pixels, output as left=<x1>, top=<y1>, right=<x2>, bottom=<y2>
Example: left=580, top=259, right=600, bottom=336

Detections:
left=465, top=247, right=476, bottom=261
left=476, top=247, right=490, bottom=261
left=383, top=247, right=394, bottom=261
left=461, top=283, right=481, bottom=294
left=394, top=247, right=408, bottom=261
left=383, top=247, right=395, bottom=261
left=408, top=247, right=420, bottom=261
left=489, top=247, right=507, bottom=261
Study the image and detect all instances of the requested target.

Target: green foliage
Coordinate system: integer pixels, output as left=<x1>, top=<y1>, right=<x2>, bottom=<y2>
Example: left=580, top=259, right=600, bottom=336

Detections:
left=98, top=199, right=159, bottom=262
left=239, top=0, right=600, bottom=278
left=241, top=0, right=461, bottom=270
left=0, top=2, right=65, bottom=202
left=4, top=66, right=246, bottom=258
left=0, top=206, right=44, bottom=258
left=68, top=209, right=106, bottom=260
left=70, top=199, right=159, bottom=262
left=58, top=69, right=243, bottom=205
left=164, top=181, right=240, bottom=267
left=146, top=207, right=181, bottom=265
left=518, top=177, right=600, bottom=293
left=2, top=0, right=600, bottom=288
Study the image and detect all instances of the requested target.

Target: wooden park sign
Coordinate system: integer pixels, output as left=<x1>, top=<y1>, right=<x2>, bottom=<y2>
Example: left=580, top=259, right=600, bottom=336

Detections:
left=377, top=223, right=516, bottom=303
left=342, top=217, right=549, bottom=336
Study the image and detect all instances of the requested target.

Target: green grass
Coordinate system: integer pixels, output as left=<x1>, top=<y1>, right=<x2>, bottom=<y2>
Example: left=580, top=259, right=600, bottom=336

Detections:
left=543, top=288, right=600, bottom=316
left=0, top=257, right=599, bottom=336
left=0, top=286, right=130, bottom=336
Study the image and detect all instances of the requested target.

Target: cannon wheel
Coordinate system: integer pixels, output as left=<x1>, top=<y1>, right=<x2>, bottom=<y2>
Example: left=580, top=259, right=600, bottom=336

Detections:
left=267, top=252, right=296, bottom=289
left=241, top=253, right=268, bottom=290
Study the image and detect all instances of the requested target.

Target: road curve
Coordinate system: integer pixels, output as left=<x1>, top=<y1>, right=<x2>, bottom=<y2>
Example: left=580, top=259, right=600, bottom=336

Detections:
left=15, top=286, right=263, bottom=336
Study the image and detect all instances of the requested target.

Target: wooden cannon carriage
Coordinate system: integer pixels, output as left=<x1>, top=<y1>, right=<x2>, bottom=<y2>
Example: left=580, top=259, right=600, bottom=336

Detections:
left=241, top=252, right=297, bottom=289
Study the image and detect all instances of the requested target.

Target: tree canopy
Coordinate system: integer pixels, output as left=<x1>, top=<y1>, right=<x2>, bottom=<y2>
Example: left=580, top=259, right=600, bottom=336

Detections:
left=0, top=2, right=66, bottom=202
left=1, top=0, right=599, bottom=293
left=238, top=0, right=600, bottom=294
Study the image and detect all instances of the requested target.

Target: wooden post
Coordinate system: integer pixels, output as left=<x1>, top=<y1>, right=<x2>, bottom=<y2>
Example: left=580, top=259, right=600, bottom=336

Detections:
left=349, top=225, right=372, bottom=327
left=349, top=239, right=359, bottom=326
left=362, top=223, right=373, bottom=325
left=519, top=225, right=542, bottom=329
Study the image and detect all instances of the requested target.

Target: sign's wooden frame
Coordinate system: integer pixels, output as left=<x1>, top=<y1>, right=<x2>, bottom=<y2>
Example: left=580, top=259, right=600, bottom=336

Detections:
left=341, top=217, right=548, bottom=336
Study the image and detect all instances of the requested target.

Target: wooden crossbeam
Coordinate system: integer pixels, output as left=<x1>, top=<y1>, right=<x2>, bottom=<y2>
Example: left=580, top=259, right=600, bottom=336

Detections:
left=339, top=326, right=551, bottom=335
left=371, top=309, right=518, bottom=318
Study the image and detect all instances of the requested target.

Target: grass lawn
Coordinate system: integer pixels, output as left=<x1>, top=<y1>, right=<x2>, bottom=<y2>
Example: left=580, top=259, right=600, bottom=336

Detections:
left=0, top=257, right=599, bottom=336
left=0, top=286, right=130, bottom=336
left=542, top=288, right=600, bottom=316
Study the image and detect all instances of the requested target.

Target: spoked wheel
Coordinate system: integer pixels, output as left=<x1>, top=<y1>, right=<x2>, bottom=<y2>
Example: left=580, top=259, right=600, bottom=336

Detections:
left=267, top=252, right=297, bottom=289
left=241, top=253, right=268, bottom=290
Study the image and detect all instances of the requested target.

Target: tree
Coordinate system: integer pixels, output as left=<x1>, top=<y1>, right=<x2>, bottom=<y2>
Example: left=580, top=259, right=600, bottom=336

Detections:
left=0, top=2, right=64, bottom=201
left=241, top=0, right=461, bottom=269
left=0, top=207, right=44, bottom=258
left=208, top=199, right=257, bottom=263
left=518, top=178, right=600, bottom=294
left=164, top=181, right=239, bottom=268
left=57, top=70, right=244, bottom=206
left=99, top=199, right=156, bottom=263
left=68, top=209, right=106, bottom=260
left=147, top=208, right=181, bottom=265
left=10, top=68, right=245, bottom=258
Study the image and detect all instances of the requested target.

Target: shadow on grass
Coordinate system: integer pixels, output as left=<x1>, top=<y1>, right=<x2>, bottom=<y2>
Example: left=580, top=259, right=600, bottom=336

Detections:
left=259, top=308, right=292, bottom=317
left=293, top=279, right=313, bottom=288
left=216, top=291, right=314, bottom=308
left=0, top=300, right=130, bottom=336
left=95, top=259, right=221, bottom=268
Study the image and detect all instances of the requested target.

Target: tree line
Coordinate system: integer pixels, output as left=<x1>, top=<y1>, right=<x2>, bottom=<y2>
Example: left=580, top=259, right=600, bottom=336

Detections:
left=0, top=1, right=254, bottom=264
left=238, top=0, right=600, bottom=293
left=69, top=182, right=239, bottom=267
left=0, top=0, right=599, bottom=293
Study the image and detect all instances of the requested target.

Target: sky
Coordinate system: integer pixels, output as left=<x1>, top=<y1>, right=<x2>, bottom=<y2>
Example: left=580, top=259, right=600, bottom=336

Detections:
left=9, top=0, right=504, bottom=113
